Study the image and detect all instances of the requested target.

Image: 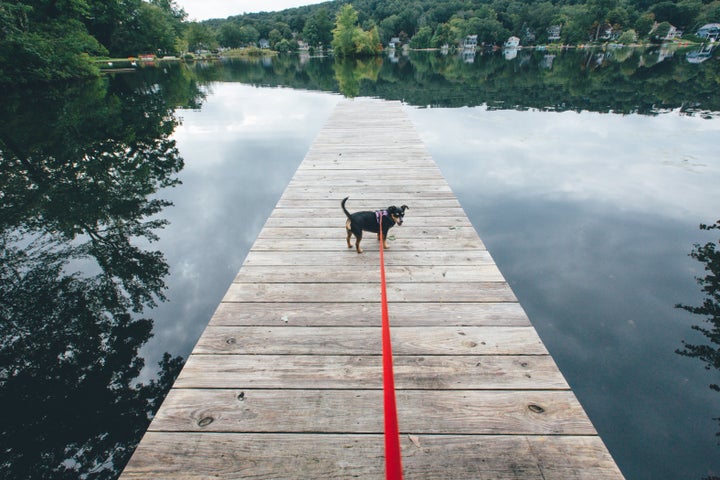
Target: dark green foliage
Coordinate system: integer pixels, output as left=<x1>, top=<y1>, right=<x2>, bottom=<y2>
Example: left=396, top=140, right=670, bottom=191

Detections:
left=676, top=220, right=720, bottom=442
left=0, top=67, right=205, bottom=478
left=3, top=0, right=720, bottom=83
left=677, top=220, right=720, bottom=390
left=214, top=0, right=720, bottom=50
left=0, top=0, right=187, bottom=84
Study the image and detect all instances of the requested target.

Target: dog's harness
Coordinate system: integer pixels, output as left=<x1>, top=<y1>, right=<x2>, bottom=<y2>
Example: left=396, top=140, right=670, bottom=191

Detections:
left=375, top=210, right=388, bottom=225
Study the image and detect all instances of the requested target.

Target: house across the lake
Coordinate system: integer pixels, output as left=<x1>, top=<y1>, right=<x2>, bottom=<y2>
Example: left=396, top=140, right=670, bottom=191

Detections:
left=504, top=36, right=520, bottom=48
left=463, top=35, right=478, bottom=50
left=548, top=25, right=562, bottom=42
left=697, top=23, right=720, bottom=41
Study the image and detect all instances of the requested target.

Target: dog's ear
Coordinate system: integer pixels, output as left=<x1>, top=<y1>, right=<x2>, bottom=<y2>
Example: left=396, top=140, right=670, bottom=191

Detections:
left=401, top=205, right=409, bottom=212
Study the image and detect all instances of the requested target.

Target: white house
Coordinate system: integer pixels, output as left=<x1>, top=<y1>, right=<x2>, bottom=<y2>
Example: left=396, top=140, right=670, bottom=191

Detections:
left=463, top=35, right=478, bottom=50
left=547, top=25, right=561, bottom=42
left=504, top=36, right=520, bottom=48
left=697, top=23, right=720, bottom=41
left=665, top=25, right=683, bottom=40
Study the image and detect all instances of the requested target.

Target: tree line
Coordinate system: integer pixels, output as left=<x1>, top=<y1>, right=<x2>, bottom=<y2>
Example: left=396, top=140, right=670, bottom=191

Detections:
left=208, top=0, right=720, bottom=53
left=1, top=0, right=719, bottom=83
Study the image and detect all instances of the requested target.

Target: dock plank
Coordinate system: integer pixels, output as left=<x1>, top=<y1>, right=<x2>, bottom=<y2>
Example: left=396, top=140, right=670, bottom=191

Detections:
left=193, top=326, right=548, bottom=355
left=172, top=354, right=568, bottom=390
left=122, top=434, right=620, bottom=480
left=209, top=302, right=532, bottom=327
left=149, top=389, right=596, bottom=435
left=121, top=98, right=624, bottom=479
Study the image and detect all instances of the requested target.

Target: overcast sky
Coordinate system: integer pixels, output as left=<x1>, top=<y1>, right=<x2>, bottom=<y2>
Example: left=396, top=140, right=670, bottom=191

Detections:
left=176, top=0, right=328, bottom=21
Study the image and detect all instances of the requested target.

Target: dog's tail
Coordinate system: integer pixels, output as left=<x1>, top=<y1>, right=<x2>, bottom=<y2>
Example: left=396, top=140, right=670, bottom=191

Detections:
left=341, top=196, right=352, bottom=219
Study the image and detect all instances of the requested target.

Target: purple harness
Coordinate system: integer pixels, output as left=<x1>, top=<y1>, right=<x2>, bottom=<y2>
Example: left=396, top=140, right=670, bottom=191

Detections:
left=375, top=210, right=387, bottom=225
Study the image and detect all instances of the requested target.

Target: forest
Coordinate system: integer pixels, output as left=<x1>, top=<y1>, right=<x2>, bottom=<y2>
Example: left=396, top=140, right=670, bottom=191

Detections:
left=1, top=0, right=719, bottom=82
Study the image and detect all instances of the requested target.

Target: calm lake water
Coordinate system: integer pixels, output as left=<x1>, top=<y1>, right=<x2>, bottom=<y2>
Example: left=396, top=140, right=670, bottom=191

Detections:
left=1, top=47, right=719, bottom=479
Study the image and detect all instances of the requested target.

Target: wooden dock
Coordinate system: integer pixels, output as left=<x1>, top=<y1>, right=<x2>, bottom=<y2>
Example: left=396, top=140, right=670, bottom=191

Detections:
left=121, top=99, right=624, bottom=479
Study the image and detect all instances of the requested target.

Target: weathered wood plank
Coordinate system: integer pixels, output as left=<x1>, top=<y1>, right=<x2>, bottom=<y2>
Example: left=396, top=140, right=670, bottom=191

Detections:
left=149, top=389, right=594, bottom=435
left=233, top=264, right=504, bottom=283
left=242, top=250, right=497, bottom=266
left=275, top=198, right=462, bottom=208
left=173, top=354, right=568, bottom=390
left=256, top=226, right=480, bottom=238
left=288, top=174, right=447, bottom=185
left=209, top=302, right=532, bottom=327
left=262, top=215, right=473, bottom=228
left=265, top=207, right=469, bottom=218
left=223, top=281, right=517, bottom=303
left=122, top=433, right=622, bottom=480
left=249, top=236, right=485, bottom=252
left=280, top=189, right=457, bottom=200
left=194, top=326, right=548, bottom=355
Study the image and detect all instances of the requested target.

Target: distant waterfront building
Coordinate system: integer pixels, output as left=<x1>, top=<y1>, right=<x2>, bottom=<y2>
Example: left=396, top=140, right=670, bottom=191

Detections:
left=504, top=36, right=520, bottom=48
left=697, top=23, right=720, bottom=41
left=463, top=35, right=478, bottom=50
left=548, top=25, right=562, bottom=42
left=665, top=25, right=683, bottom=40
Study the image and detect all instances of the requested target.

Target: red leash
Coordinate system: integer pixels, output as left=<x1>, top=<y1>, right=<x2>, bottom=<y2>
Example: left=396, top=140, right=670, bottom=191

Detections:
left=378, top=217, right=403, bottom=479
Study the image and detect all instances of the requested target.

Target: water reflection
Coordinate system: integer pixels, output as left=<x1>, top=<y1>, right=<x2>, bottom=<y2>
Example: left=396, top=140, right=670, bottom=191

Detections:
left=183, top=47, right=719, bottom=115
left=405, top=103, right=720, bottom=480
left=676, top=220, right=720, bottom=445
left=1, top=48, right=719, bottom=479
left=0, top=71, right=203, bottom=478
left=334, top=57, right=382, bottom=98
left=687, top=44, right=718, bottom=64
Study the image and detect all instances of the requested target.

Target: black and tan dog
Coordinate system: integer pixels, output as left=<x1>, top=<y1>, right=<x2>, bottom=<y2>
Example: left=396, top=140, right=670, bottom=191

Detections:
left=341, top=196, right=409, bottom=253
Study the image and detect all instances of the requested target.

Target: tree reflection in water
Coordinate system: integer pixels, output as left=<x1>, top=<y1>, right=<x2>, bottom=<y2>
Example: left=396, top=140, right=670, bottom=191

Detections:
left=0, top=72, right=199, bottom=478
left=677, top=220, right=720, bottom=480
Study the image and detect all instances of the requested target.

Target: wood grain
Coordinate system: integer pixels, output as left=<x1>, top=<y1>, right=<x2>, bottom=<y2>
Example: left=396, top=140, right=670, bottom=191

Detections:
left=120, top=98, right=624, bottom=479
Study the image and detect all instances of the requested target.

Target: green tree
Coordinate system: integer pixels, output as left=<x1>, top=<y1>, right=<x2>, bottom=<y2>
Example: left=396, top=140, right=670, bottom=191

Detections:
left=239, top=25, right=261, bottom=45
left=303, top=7, right=333, bottom=48
left=651, top=0, right=701, bottom=28
left=353, top=25, right=382, bottom=55
left=617, top=29, right=638, bottom=44
left=89, top=0, right=186, bottom=58
left=431, top=22, right=454, bottom=48
left=331, top=4, right=381, bottom=57
left=0, top=0, right=106, bottom=84
left=332, top=4, right=360, bottom=57
left=274, top=38, right=298, bottom=53
left=379, top=14, right=402, bottom=42
left=652, top=20, right=673, bottom=40
left=587, top=0, right=619, bottom=40
left=186, top=22, right=218, bottom=51
left=634, top=12, right=656, bottom=38
left=269, top=28, right=283, bottom=48
left=410, top=25, right=433, bottom=48
left=218, top=23, right=244, bottom=48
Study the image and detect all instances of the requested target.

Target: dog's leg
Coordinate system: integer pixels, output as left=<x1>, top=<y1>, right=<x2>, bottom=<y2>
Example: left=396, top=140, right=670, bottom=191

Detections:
left=355, top=231, right=363, bottom=253
left=346, top=220, right=353, bottom=249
